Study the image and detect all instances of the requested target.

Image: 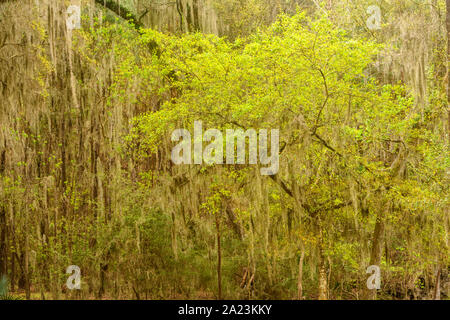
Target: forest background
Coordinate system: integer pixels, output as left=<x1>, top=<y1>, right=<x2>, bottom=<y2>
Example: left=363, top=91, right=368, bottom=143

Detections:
left=0, top=0, right=448, bottom=300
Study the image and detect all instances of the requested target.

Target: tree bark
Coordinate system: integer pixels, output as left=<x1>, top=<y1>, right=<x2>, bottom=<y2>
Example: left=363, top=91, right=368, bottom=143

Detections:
left=24, top=217, right=31, bottom=300
left=433, top=267, right=441, bottom=300
left=297, top=246, right=305, bottom=300
left=0, top=206, right=6, bottom=276
left=447, top=0, right=450, bottom=145
left=215, top=213, right=222, bottom=300
left=368, top=210, right=385, bottom=300
left=318, top=224, right=327, bottom=300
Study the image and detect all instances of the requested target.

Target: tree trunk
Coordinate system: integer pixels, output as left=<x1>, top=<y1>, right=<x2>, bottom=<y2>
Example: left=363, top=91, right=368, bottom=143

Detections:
left=215, top=214, right=222, bottom=300
left=297, top=246, right=305, bottom=300
left=369, top=211, right=385, bottom=300
left=318, top=224, right=327, bottom=300
left=171, top=211, right=178, bottom=260
left=24, top=229, right=30, bottom=300
left=318, top=258, right=327, bottom=300
left=447, top=0, right=450, bottom=145
left=433, top=267, right=441, bottom=300
left=0, top=206, right=7, bottom=276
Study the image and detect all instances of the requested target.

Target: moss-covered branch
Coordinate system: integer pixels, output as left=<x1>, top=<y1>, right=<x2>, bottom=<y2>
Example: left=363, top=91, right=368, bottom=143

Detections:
left=95, top=0, right=143, bottom=29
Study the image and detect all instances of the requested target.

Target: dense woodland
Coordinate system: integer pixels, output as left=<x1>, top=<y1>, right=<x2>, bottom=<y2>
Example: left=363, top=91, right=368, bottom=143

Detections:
left=0, top=0, right=448, bottom=300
